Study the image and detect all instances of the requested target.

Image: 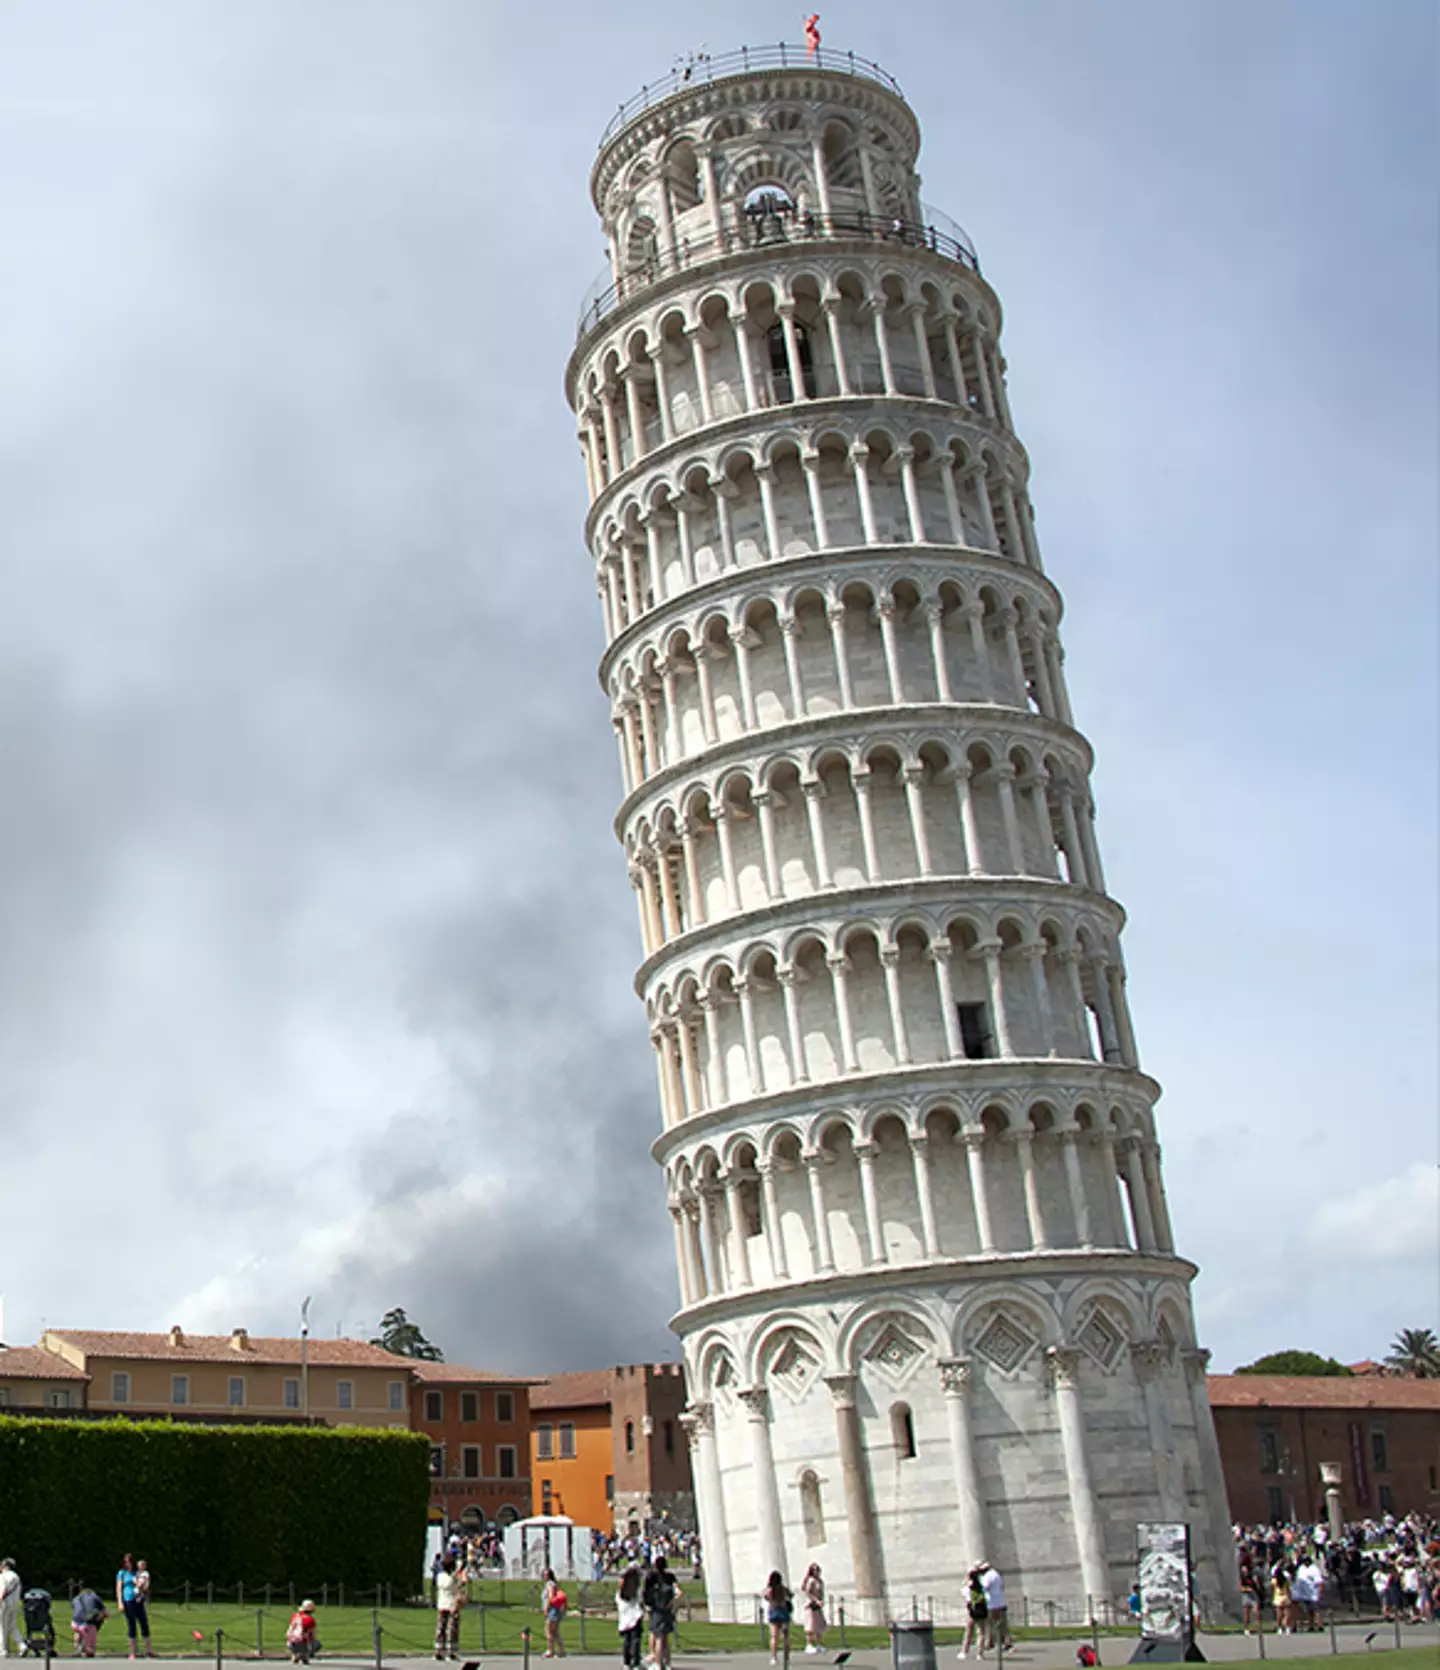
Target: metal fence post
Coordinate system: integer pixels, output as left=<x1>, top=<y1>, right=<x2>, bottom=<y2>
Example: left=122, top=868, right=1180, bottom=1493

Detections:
left=373, top=1619, right=383, bottom=1670
left=1328, top=1611, right=1337, bottom=1655
left=522, top=1625, right=532, bottom=1670
left=580, top=1607, right=588, bottom=1653
left=839, top=1600, right=847, bottom=1647
left=207, top=1582, right=215, bottom=1606
left=238, top=1581, right=244, bottom=1610
left=215, top=1626, right=224, bottom=1670
left=184, top=1580, right=191, bottom=1607
left=256, top=1609, right=264, bottom=1659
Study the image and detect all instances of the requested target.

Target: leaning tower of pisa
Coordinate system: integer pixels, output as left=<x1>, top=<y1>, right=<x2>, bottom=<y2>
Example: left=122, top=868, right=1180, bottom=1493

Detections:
left=565, top=45, right=1237, bottom=1622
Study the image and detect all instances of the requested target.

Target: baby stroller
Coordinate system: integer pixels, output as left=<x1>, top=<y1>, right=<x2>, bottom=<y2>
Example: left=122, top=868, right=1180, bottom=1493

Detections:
left=22, top=1590, right=54, bottom=1657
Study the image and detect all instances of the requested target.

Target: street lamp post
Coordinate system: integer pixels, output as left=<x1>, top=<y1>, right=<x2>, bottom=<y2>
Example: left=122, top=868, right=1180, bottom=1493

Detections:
left=301, top=1297, right=312, bottom=1424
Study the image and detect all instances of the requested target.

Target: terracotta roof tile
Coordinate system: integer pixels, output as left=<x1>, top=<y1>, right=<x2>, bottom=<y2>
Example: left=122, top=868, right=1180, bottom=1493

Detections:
left=44, top=1330, right=410, bottom=1370
left=1208, top=1374, right=1440, bottom=1410
left=0, top=1346, right=90, bottom=1382
left=410, top=1361, right=540, bottom=1385
left=529, top=1369, right=624, bottom=1411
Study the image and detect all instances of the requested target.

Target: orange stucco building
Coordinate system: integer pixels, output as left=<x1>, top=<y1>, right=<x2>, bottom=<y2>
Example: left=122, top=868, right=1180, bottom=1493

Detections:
left=530, top=1364, right=693, bottom=1533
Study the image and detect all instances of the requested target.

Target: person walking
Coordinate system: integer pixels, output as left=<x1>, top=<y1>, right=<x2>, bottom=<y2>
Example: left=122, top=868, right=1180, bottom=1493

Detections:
left=617, top=1566, right=644, bottom=1669
left=540, top=1568, right=567, bottom=1659
left=763, top=1571, right=793, bottom=1666
left=434, top=1555, right=465, bottom=1661
left=642, top=1556, right=681, bottom=1670
left=0, top=1561, right=22, bottom=1658
left=116, top=1554, right=154, bottom=1660
left=979, top=1563, right=1011, bottom=1652
left=800, top=1565, right=826, bottom=1655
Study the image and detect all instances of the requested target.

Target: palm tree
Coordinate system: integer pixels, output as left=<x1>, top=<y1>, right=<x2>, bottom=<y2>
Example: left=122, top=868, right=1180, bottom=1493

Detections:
left=1385, top=1327, right=1440, bottom=1378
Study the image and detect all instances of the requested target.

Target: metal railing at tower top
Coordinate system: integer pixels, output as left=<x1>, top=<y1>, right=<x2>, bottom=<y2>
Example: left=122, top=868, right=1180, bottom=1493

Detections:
left=597, top=44, right=904, bottom=148
left=575, top=203, right=980, bottom=343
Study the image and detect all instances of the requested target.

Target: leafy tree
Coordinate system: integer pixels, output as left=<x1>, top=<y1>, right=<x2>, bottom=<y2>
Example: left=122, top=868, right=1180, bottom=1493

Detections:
left=370, top=1306, right=445, bottom=1361
left=1385, top=1327, right=1440, bottom=1378
left=1235, top=1349, right=1353, bottom=1377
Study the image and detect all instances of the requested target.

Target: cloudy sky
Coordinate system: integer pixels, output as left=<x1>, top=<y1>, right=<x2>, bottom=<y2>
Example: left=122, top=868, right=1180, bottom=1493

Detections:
left=0, top=1, right=1434, bottom=1376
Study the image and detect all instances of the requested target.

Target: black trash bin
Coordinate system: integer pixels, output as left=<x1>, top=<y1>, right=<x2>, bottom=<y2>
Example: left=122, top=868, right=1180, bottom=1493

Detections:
left=892, top=1619, right=937, bottom=1670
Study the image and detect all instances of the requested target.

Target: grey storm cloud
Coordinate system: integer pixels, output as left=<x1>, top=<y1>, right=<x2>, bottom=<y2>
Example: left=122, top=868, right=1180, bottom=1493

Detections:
left=0, top=0, right=1434, bottom=1371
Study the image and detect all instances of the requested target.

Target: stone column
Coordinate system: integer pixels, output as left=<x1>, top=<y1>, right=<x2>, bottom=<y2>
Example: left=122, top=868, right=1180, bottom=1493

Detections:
left=827, top=952, right=859, bottom=1071
left=1021, top=940, right=1056, bottom=1056
left=854, top=1141, right=886, bottom=1264
left=739, top=1387, right=789, bottom=1583
left=903, top=765, right=934, bottom=875
left=929, top=941, right=964, bottom=1058
left=778, top=303, right=809, bottom=402
left=1059, top=1128, right=1094, bottom=1248
left=971, top=328, right=996, bottom=417
left=1182, top=1348, right=1241, bottom=1613
left=822, top=299, right=850, bottom=394
left=1022, top=772, right=1057, bottom=876
left=852, top=768, right=881, bottom=881
left=875, top=597, right=905, bottom=701
left=970, top=467, right=1000, bottom=550
left=754, top=462, right=782, bottom=561
left=758, top=1159, right=790, bottom=1280
left=941, top=314, right=968, bottom=406
left=868, top=301, right=896, bottom=394
left=880, top=946, right=912, bottom=1065
left=693, top=644, right=719, bottom=742
left=962, top=1129, right=995, bottom=1252
left=698, top=993, right=728, bottom=1108
left=679, top=819, right=705, bottom=927
left=732, top=312, right=759, bottom=410
left=623, top=368, right=647, bottom=463
left=712, top=804, right=740, bottom=913
left=681, top=1404, right=735, bottom=1619
left=925, top=602, right=953, bottom=700
left=687, top=325, right=714, bottom=424
left=1143, top=1144, right=1176, bottom=1255
left=648, top=346, right=674, bottom=444
left=1057, top=789, right=1089, bottom=887
left=826, top=603, right=855, bottom=708
left=697, top=1184, right=726, bottom=1292
left=937, top=1358, right=987, bottom=1571
left=938, top=456, right=966, bottom=545
left=673, top=1200, right=702, bottom=1301
left=779, top=613, right=808, bottom=718
left=803, top=779, right=833, bottom=888
left=1014, top=1129, right=1050, bottom=1251
left=1132, top=1342, right=1187, bottom=1521
left=676, top=1010, right=704, bottom=1112
left=800, top=450, right=830, bottom=550
left=754, top=790, right=782, bottom=901
left=1120, top=1138, right=1158, bottom=1252
left=897, top=445, right=927, bottom=542
left=825, top=1374, right=885, bottom=1607
left=850, top=444, right=880, bottom=545
left=973, top=940, right=1014, bottom=1056
left=953, top=764, right=984, bottom=874
left=909, top=1133, right=941, bottom=1256
left=734, top=975, right=764, bottom=1096
left=909, top=304, right=938, bottom=398
left=963, top=600, right=996, bottom=702
left=730, top=625, right=758, bottom=730
left=804, top=1151, right=836, bottom=1272
left=1046, top=1346, right=1110, bottom=1612
left=777, top=967, right=809, bottom=1085
left=683, top=1198, right=708, bottom=1298
left=992, top=764, right=1027, bottom=873
left=724, top=1169, right=754, bottom=1290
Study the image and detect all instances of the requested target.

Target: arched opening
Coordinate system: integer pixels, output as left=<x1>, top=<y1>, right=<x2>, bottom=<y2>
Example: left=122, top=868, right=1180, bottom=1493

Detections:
left=891, top=1402, right=917, bottom=1459
left=799, top=1469, right=826, bottom=1545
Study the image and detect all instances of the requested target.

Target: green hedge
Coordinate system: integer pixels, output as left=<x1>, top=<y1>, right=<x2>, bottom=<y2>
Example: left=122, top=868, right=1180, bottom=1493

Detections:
left=0, top=1417, right=429, bottom=1589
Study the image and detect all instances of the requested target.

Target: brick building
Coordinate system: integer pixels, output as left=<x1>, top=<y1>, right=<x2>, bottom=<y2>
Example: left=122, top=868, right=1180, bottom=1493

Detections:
left=410, top=1361, right=534, bottom=1528
left=530, top=1363, right=693, bottom=1534
left=1208, top=1374, right=1440, bottom=1524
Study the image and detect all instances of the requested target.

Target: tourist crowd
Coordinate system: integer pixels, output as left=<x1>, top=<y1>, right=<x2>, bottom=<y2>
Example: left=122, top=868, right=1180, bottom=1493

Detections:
left=1234, top=1512, right=1437, bottom=1628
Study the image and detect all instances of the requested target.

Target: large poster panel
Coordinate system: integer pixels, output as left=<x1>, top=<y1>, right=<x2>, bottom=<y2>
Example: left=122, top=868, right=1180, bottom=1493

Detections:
left=1137, top=1522, right=1192, bottom=1642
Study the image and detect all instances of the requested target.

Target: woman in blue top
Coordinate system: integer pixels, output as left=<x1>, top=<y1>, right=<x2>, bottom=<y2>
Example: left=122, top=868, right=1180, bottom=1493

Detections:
left=115, top=1554, right=153, bottom=1658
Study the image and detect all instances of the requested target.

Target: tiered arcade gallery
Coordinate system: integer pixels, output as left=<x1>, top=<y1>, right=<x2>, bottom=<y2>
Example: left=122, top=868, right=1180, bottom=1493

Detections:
left=566, top=47, right=1237, bottom=1623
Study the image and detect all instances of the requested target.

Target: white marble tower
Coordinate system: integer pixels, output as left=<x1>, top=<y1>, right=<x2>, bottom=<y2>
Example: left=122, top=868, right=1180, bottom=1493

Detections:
left=565, top=44, right=1236, bottom=1623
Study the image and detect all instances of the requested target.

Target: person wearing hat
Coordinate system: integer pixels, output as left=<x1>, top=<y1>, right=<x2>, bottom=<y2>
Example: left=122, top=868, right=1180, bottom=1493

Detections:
left=286, top=1601, right=318, bottom=1665
left=0, top=1560, right=22, bottom=1658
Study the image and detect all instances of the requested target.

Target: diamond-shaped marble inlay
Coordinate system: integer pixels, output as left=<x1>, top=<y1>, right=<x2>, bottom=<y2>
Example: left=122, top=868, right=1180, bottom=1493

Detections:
left=973, top=1311, right=1037, bottom=1374
left=771, top=1334, right=821, bottom=1398
left=1078, top=1307, right=1125, bottom=1371
left=863, top=1322, right=925, bottom=1386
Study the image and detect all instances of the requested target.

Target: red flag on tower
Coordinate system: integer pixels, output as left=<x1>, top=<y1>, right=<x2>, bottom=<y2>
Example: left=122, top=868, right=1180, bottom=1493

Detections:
left=804, top=14, right=821, bottom=57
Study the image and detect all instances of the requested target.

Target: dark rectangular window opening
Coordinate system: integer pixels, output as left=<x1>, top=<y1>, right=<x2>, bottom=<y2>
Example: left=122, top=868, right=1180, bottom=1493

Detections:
left=1265, top=1485, right=1283, bottom=1523
left=957, top=1002, right=993, bottom=1060
left=461, top=1390, right=479, bottom=1423
left=424, top=1390, right=443, bottom=1422
left=541, top=1480, right=553, bottom=1514
left=1371, top=1429, right=1389, bottom=1472
left=496, top=1391, right=515, bottom=1423
left=462, top=1447, right=480, bottom=1479
left=498, top=1446, right=517, bottom=1479
left=1378, top=1483, right=1395, bottom=1514
left=1259, top=1428, right=1280, bottom=1475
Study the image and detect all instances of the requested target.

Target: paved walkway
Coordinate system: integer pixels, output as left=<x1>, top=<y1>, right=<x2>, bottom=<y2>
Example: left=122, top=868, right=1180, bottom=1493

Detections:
left=303, top=1620, right=1439, bottom=1670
